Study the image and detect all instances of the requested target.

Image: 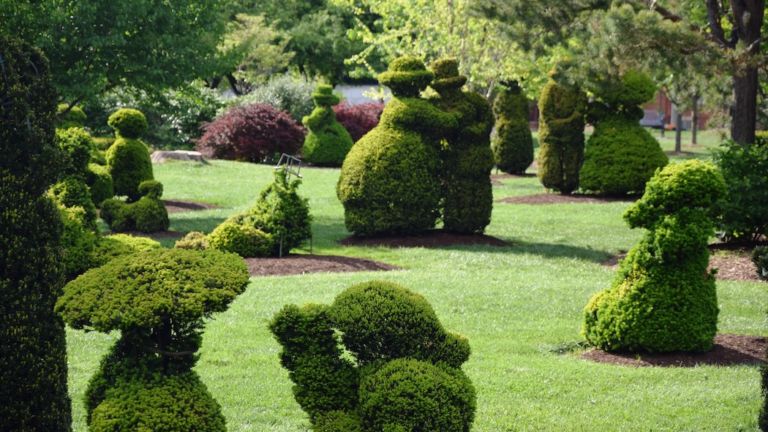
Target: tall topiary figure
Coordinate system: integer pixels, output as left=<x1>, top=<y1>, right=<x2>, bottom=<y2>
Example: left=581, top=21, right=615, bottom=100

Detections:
left=56, top=249, right=249, bottom=431
left=537, top=72, right=587, bottom=194
left=580, top=71, right=668, bottom=195
left=583, top=160, right=726, bottom=352
left=302, top=84, right=354, bottom=166
left=492, top=80, right=533, bottom=175
left=429, top=58, right=494, bottom=234
left=337, top=56, right=457, bottom=236
left=0, top=35, right=72, bottom=430
left=105, top=108, right=154, bottom=201
left=270, top=280, right=476, bottom=431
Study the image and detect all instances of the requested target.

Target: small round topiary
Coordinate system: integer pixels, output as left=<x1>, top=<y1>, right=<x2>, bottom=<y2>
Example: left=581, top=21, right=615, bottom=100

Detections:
left=175, top=231, right=209, bottom=250
left=359, top=359, right=476, bottom=432
left=492, top=81, right=534, bottom=175
left=301, top=84, right=354, bottom=166
left=107, top=108, right=148, bottom=139
left=207, top=220, right=274, bottom=257
left=57, top=103, right=88, bottom=129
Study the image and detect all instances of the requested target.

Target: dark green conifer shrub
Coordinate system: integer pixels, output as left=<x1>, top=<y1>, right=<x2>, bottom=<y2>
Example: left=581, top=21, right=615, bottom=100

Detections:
left=106, top=109, right=154, bottom=201
left=492, top=80, right=533, bottom=175
left=580, top=71, right=668, bottom=195
left=208, top=220, right=274, bottom=257
left=57, top=103, right=88, bottom=129
left=48, top=176, right=98, bottom=231
left=583, top=160, right=726, bottom=352
left=56, top=248, right=249, bottom=431
left=0, top=34, right=71, bottom=430
left=57, top=204, right=98, bottom=280
left=537, top=74, right=587, bottom=194
left=302, top=84, right=354, bottom=166
left=56, top=127, right=94, bottom=177
left=269, top=280, right=475, bottom=430
left=101, top=180, right=169, bottom=233
left=753, top=246, right=768, bottom=281
left=338, top=56, right=457, bottom=236
left=429, top=58, right=494, bottom=234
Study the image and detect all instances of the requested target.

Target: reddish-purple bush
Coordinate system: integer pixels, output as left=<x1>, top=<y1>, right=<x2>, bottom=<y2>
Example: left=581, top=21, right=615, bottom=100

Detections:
left=197, top=103, right=305, bottom=162
left=333, top=102, right=384, bottom=142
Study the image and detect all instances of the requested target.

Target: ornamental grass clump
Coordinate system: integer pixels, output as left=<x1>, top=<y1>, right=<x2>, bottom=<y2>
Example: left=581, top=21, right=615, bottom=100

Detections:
left=270, top=280, right=476, bottom=431
left=302, top=84, right=354, bottom=166
left=583, top=160, right=726, bottom=352
left=105, top=108, right=154, bottom=201
left=492, top=80, right=534, bottom=175
left=56, top=248, right=250, bottom=432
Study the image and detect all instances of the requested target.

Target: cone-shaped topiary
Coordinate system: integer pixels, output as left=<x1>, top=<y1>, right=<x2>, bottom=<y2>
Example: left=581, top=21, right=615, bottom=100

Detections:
left=537, top=74, right=587, bottom=194
left=269, top=280, right=475, bottom=430
left=106, top=108, right=154, bottom=201
left=56, top=248, right=249, bottom=430
left=302, top=84, right=354, bottom=166
left=583, top=160, right=726, bottom=352
left=429, top=58, right=494, bottom=234
left=101, top=180, right=169, bottom=233
left=337, top=56, right=457, bottom=236
left=580, top=70, right=668, bottom=195
left=492, top=80, right=533, bottom=175
left=0, top=34, right=72, bottom=430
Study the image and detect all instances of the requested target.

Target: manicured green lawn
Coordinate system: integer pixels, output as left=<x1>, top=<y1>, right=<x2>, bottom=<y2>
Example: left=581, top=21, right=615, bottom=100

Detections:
left=67, top=156, right=766, bottom=431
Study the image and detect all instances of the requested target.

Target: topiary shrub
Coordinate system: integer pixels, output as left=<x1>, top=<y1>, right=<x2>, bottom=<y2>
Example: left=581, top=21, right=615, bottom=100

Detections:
left=91, top=234, right=161, bottom=267
left=207, top=220, right=274, bottom=257
left=0, top=34, right=71, bottom=430
left=86, top=162, right=115, bottom=205
left=269, top=280, right=475, bottom=430
left=56, top=248, right=249, bottom=431
left=580, top=71, right=668, bottom=195
left=333, top=102, right=384, bottom=142
left=175, top=231, right=209, bottom=250
left=197, top=103, right=305, bottom=163
left=56, top=127, right=94, bottom=177
left=429, top=58, right=494, bottom=234
left=57, top=103, right=87, bottom=129
left=537, top=74, right=587, bottom=194
left=753, top=246, right=768, bottom=281
left=337, top=56, right=457, bottom=236
left=105, top=108, right=153, bottom=201
left=302, top=85, right=354, bottom=166
left=57, top=204, right=98, bottom=281
left=583, top=160, right=726, bottom=352
left=48, top=176, right=98, bottom=232
left=713, top=139, right=768, bottom=243
left=492, top=80, right=533, bottom=175
left=101, top=180, right=169, bottom=233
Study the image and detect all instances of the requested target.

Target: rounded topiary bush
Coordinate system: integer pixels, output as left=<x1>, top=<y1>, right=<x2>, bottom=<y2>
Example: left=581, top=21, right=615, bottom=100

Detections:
left=174, top=231, right=209, bottom=250
left=48, top=176, right=98, bottom=232
left=492, top=81, right=533, bottom=175
left=91, top=234, right=161, bottom=267
left=583, top=160, right=726, bottom=352
left=302, top=85, right=354, bottom=166
left=106, top=109, right=153, bottom=201
left=359, top=359, right=476, bottom=432
left=57, top=103, right=87, bottom=129
left=333, top=102, right=384, bottom=142
left=101, top=180, right=168, bottom=233
left=107, top=108, right=148, bottom=139
left=207, top=220, right=273, bottom=257
left=56, top=127, right=94, bottom=177
left=57, top=204, right=98, bottom=281
left=197, top=103, right=305, bottom=163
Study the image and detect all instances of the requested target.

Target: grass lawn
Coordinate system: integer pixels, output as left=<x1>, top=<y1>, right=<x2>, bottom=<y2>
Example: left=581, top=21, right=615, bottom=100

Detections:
left=66, top=149, right=766, bottom=431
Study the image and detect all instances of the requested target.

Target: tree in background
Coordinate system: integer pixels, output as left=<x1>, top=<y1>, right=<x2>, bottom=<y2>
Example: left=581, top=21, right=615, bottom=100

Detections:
left=0, top=35, right=71, bottom=430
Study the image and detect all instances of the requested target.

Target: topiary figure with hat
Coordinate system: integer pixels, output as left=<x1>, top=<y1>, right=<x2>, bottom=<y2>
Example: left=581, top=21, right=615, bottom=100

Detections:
left=337, top=56, right=458, bottom=236
left=302, top=84, right=354, bottom=166
left=492, top=80, right=534, bottom=175
left=429, top=58, right=494, bottom=234
left=105, top=108, right=154, bottom=202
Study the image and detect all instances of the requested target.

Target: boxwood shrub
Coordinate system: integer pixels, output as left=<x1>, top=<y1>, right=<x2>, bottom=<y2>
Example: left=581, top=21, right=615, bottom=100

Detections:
left=101, top=180, right=169, bottom=233
left=302, top=85, right=354, bottom=166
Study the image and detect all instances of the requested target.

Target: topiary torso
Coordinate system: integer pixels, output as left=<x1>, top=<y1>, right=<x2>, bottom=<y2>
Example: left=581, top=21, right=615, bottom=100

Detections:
left=583, top=160, right=726, bottom=352
left=302, top=85, right=354, bottom=166
left=537, top=77, right=587, bottom=194
left=337, top=57, right=457, bottom=236
left=579, top=71, right=668, bottom=195
left=492, top=81, right=533, bottom=175
left=105, top=108, right=154, bottom=201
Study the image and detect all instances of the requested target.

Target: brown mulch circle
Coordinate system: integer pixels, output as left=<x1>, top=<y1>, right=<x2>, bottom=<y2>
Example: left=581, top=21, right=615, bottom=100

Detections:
left=500, top=193, right=635, bottom=205
left=339, top=230, right=508, bottom=248
left=245, top=254, right=398, bottom=277
left=162, top=200, right=220, bottom=214
left=582, top=334, right=766, bottom=367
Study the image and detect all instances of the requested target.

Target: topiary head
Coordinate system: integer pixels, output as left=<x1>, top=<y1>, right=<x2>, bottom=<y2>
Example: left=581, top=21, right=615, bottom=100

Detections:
left=430, top=58, right=467, bottom=91
left=56, top=127, right=94, bottom=175
left=138, top=180, right=163, bottom=199
left=312, top=84, right=341, bottom=107
left=108, top=108, right=148, bottom=139
left=378, top=56, right=434, bottom=98
left=598, top=70, right=656, bottom=109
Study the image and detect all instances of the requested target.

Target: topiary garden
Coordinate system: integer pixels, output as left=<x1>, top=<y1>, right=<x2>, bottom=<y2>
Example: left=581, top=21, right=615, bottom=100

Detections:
left=302, top=84, right=354, bottom=166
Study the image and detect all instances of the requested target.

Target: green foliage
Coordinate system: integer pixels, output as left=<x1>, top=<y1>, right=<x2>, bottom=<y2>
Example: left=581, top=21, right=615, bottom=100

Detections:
left=583, top=160, right=726, bottom=352
left=753, top=246, right=768, bottom=281
left=57, top=103, right=88, bottom=129
left=101, top=181, right=169, bottom=233
left=492, top=81, right=533, bottom=175
left=359, top=359, right=476, bottom=432
left=56, top=127, right=94, bottom=177
left=537, top=77, right=587, bottom=194
left=91, top=234, right=161, bottom=267
left=86, top=163, right=115, bottom=205
left=338, top=56, right=456, bottom=236
left=108, top=108, right=148, bottom=139
left=57, top=204, right=98, bottom=281
left=208, top=220, right=274, bottom=257
left=713, top=140, right=768, bottom=243
left=315, top=411, right=363, bottom=432
left=302, top=84, right=354, bottom=166
left=233, top=74, right=316, bottom=122
left=175, top=231, right=210, bottom=250
left=595, top=69, right=657, bottom=111
left=106, top=132, right=154, bottom=201
left=48, top=176, right=98, bottom=231
left=0, top=34, right=71, bottom=430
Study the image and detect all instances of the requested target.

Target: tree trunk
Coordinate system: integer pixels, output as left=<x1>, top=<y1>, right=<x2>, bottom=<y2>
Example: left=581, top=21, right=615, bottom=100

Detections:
left=691, top=94, right=699, bottom=145
left=675, top=110, right=683, bottom=153
left=729, top=0, right=764, bottom=145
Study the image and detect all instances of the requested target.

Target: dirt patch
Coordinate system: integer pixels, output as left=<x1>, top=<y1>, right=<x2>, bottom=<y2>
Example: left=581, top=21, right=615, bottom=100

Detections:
left=339, top=230, right=508, bottom=248
left=602, top=249, right=762, bottom=282
left=245, top=254, right=398, bottom=277
left=582, top=334, right=766, bottom=367
left=162, top=200, right=219, bottom=214
left=500, top=193, right=635, bottom=205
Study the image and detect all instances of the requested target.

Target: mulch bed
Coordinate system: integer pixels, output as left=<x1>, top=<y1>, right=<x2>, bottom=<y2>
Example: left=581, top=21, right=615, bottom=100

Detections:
left=339, top=230, right=508, bottom=248
left=582, top=334, right=766, bottom=367
left=162, top=199, right=219, bottom=214
left=500, top=193, right=636, bottom=205
left=245, top=254, right=398, bottom=277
